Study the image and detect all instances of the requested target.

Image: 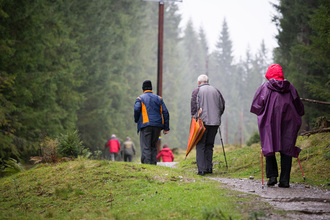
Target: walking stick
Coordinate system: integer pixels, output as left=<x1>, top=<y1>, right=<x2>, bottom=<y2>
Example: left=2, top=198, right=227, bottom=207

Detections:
left=296, top=152, right=306, bottom=181
left=261, top=150, right=264, bottom=189
left=218, top=128, right=228, bottom=169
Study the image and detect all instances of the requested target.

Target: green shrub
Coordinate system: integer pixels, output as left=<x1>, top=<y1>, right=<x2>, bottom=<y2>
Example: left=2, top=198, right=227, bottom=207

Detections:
left=93, top=150, right=102, bottom=159
left=246, top=131, right=260, bottom=146
left=0, top=158, right=24, bottom=176
left=79, top=148, right=92, bottom=159
left=41, top=137, right=59, bottom=163
left=57, top=130, right=83, bottom=157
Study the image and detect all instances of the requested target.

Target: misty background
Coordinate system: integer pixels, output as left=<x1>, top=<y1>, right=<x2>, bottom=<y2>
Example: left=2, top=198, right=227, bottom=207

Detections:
left=0, top=0, right=328, bottom=162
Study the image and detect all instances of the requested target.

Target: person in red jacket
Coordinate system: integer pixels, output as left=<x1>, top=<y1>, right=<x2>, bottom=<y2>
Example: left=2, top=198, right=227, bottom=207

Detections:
left=105, top=134, right=121, bottom=161
left=156, top=145, right=174, bottom=162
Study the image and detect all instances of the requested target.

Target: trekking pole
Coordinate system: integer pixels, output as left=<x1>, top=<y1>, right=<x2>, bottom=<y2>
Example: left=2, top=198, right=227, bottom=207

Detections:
left=296, top=152, right=305, bottom=181
left=218, top=127, right=228, bottom=169
left=261, top=150, right=264, bottom=189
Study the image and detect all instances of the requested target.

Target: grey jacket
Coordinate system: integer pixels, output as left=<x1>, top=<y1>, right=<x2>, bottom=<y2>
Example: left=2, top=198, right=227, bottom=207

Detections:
left=191, top=83, right=225, bottom=126
left=122, top=140, right=136, bottom=156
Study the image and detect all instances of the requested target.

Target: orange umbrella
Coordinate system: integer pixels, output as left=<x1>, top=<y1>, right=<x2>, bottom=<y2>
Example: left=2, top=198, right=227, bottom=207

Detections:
left=185, top=117, right=206, bottom=158
left=192, top=118, right=206, bottom=147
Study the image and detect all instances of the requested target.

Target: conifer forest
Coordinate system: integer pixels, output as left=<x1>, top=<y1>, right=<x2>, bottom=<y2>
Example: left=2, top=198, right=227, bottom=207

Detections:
left=0, top=0, right=329, bottom=163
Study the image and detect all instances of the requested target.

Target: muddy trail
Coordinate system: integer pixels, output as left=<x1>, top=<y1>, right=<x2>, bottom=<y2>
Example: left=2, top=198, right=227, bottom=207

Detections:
left=158, top=162, right=330, bottom=219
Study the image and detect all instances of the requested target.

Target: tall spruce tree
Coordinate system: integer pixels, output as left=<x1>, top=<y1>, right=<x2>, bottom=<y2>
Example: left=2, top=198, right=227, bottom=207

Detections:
left=199, top=26, right=209, bottom=75
left=211, top=19, right=238, bottom=144
left=73, top=0, right=147, bottom=152
left=176, top=20, right=205, bottom=148
left=0, top=0, right=82, bottom=161
left=161, top=2, right=183, bottom=148
left=273, top=0, right=329, bottom=130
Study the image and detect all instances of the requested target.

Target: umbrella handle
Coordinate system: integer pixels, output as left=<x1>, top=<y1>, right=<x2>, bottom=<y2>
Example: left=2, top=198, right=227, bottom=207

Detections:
left=197, top=108, right=202, bottom=118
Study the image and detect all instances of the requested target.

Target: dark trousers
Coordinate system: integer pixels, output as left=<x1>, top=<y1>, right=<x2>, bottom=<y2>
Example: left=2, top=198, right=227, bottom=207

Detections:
left=196, top=125, right=219, bottom=172
left=266, top=153, right=292, bottom=183
left=124, top=154, right=132, bottom=162
left=140, top=126, right=161, bottom=165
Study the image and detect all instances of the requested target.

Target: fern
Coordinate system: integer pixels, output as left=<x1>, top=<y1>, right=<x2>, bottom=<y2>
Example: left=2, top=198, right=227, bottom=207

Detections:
left=2, top=158, right=24, bottom=176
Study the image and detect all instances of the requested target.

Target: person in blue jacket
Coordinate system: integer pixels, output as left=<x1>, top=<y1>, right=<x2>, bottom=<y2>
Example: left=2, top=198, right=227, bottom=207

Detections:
left=134, top=80, right=170, bottom=165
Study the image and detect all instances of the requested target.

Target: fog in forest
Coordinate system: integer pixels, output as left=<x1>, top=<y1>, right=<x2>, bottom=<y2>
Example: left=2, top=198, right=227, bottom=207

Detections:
left=1, top=0, right=328, bottom=162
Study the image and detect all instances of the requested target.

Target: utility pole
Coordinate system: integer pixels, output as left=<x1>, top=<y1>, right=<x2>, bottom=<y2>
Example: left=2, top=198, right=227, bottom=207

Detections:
left=142, top=0, right=182, bottom=155
left=157, top=1, right=164, bottom=96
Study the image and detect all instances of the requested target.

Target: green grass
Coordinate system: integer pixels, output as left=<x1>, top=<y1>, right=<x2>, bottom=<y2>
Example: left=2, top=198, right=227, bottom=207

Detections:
left=0, top=158, right=271, bottom=220
left=179, top=133, right=330, bottom=187
left=1, top=133, right=328, bottom=219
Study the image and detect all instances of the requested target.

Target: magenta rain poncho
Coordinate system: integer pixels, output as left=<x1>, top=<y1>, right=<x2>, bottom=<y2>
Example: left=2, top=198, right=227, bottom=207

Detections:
left=250, top=64, right=305, bottom=158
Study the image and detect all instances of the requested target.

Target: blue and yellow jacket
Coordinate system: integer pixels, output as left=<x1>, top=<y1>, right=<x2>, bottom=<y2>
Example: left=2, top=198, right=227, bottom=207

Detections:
left=134, top=90, right=170, bottom=133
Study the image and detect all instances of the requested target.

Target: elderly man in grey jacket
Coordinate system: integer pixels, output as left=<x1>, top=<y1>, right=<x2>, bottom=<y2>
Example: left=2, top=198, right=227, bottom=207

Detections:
left=191, top=74, right=225, bottom=175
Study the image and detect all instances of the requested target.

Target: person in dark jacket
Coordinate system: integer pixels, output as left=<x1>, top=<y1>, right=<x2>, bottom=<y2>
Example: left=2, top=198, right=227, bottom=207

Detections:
left=191, top=75, right=225, bottom=175
left=250, top=64, right=304, bottom=188
left=122, top=137, right=136, bottom=162
left=134, top=80, right=170, bottom=165
left=157, top=145, right=174, bottom=162
left=105, top=134, right=121, bottom=161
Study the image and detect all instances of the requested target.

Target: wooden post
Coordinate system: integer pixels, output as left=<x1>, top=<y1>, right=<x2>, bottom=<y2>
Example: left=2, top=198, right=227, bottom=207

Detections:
left=141, top=0, right=182, bottom=156
left=157, top=2, right=164, bottom=98
left=156, top=2, right=164, bottom=156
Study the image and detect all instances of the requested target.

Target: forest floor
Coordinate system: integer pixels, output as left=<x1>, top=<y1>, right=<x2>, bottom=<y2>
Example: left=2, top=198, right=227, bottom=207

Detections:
left=158, top=162, right=330, bottom=220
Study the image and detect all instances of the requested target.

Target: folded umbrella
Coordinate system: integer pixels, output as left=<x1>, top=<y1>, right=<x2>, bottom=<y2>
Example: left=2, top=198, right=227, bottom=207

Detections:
left=185, top=117, right=199, bottom=157
left=191, top=118, right=205, bottom=148
left=185, top=117, right=206, bottom=158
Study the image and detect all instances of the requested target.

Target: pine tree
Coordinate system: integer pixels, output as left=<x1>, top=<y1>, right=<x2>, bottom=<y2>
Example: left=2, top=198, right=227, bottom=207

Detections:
left=212, top=18, right=238, bottom=144
left=176, top=19, right=205, bottom=148
left=161, top=2, right=183, bottom=148
left=273, top=0, right=329, bottom=129
left=0, top=0, right=82, bottom=161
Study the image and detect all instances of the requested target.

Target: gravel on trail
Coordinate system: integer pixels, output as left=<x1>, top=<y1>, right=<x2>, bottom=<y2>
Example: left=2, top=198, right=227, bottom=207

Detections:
left=209, top=177, right=330, bottom=220
left=157, top=162, right=330, bottom=220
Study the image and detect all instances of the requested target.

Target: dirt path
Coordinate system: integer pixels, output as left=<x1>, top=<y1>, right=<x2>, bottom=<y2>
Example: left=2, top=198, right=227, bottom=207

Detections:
left=209, top=177, right=330, bottom=219
left=158, top=162, right=330, bottom=219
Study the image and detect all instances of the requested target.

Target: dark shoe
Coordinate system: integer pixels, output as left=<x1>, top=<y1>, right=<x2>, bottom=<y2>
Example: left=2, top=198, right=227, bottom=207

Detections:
left=278, top=182, right=290, bottom=188
left=197, top=171, right=205, bottom=176
left=267, top=177, right=278, bottom=186
left=205, top=168, right=213, bottom=174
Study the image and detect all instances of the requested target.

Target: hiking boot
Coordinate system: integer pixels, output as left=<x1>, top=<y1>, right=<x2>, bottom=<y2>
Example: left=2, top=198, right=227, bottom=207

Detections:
left=205, top=168, right=213, bottom=174
left=197, top=171, right=205, bottom=176
left=278, top=182, right=290, bottom=188
left=267, top=177, right=277, bottom=186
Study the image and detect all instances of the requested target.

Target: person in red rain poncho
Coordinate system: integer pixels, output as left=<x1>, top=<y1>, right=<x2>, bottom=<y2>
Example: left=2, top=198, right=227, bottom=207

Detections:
left=156, top=145, right=174, bottom=162
left=105, top=134, right=121, bottom=161
left=250, top=64, right=304, bottom=188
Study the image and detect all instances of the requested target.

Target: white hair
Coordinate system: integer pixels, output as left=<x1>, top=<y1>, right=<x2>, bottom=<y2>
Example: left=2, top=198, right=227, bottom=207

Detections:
left=197, top=74, right=209, bottom=83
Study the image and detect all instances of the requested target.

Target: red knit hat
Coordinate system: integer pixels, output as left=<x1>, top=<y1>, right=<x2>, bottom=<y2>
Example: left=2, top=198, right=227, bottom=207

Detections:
left=265, top=64, right=284, bottom=81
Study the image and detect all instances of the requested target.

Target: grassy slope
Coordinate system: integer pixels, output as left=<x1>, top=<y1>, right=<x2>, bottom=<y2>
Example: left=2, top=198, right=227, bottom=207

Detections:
left=0, top=159, right=270, bottom=220
left=0, top=133, right=328, bottom=219
left=179, top=132, right=330, bottom=187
